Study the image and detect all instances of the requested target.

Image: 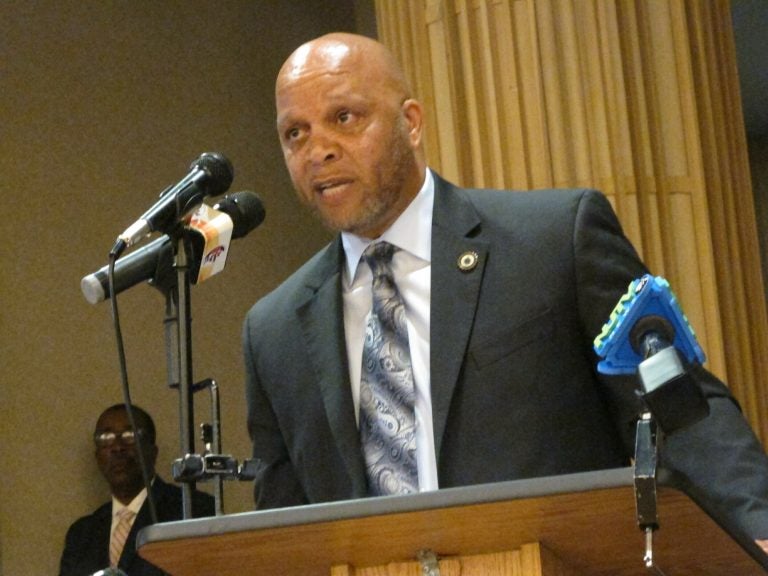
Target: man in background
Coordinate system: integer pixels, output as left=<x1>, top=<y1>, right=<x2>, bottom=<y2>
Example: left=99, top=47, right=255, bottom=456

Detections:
left=59, top=404, right=214, bottom=576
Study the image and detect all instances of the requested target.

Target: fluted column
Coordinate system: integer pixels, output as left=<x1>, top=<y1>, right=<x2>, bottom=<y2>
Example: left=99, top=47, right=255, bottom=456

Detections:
left=375, top=0, right=768, bottom=443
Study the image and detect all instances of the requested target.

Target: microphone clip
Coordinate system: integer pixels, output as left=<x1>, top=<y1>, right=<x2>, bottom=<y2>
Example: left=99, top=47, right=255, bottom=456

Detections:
left=637, top=346, right=709, bottom=434
left=169, top=378, right=260, bottom=516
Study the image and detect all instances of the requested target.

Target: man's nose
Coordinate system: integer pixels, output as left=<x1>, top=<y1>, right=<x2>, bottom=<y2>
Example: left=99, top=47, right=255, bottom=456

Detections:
left=106, top=440, right=132, bottom=453
left=307, top=129, right=339, bottom=164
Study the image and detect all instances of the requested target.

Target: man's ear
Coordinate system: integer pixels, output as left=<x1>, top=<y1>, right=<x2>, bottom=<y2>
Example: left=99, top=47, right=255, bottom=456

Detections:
left=147, top=444, right=160, bottom=469
left=401, top=98, right=424, bottom=148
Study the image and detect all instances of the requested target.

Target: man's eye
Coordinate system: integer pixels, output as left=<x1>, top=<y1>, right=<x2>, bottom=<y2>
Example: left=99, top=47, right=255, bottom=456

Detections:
left=286, top=128, right=300, bottom=140
left=338, top=111, right=352, bottom=124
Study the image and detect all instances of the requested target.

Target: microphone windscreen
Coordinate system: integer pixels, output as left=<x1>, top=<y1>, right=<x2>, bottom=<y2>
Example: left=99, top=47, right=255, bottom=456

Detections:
left=629, top=315, right=676, bottom=355
left=214, top=191, right=265, bottom=238
left=194, top=152, right=234, bottom=196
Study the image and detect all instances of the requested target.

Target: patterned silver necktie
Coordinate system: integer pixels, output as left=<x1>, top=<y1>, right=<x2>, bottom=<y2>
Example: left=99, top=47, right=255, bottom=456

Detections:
left=359, top=241, right=419, bottom=495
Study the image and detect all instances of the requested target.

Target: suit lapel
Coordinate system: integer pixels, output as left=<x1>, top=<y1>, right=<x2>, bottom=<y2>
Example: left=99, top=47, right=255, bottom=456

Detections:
left=92, top=503, right=112, bottom=570
left=118, top=477, right=171, bottom=573
left=295, top=239, right=368, bottom=496
left=430, top=176, right=488, bottom=461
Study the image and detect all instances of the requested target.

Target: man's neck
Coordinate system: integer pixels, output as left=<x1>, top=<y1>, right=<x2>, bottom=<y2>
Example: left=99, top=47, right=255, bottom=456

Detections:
left=112, top=477, right=153, bottom=506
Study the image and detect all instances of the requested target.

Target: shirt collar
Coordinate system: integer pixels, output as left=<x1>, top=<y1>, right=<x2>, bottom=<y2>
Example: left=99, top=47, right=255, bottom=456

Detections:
left=111, top=483, right=150, bottom=518
left=342, top=169, right=434, bottom=283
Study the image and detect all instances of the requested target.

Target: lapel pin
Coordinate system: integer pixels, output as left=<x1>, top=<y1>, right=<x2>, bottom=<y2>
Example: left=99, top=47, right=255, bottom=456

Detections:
left=457, top=250, right=479, bottom=272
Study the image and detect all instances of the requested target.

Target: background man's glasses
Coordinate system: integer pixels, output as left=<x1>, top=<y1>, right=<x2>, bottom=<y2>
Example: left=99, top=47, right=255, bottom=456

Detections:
left=94, top=430, right=141, bottom=447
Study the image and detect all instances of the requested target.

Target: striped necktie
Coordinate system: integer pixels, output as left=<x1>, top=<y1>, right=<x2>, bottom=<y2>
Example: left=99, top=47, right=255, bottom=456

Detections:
left=109, top=508, right=135, bottom=567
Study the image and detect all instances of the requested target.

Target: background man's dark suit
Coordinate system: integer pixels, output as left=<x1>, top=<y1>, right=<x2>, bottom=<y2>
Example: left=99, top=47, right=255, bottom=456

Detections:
left=59, top=476, right=214, bottom=576
left=243, top=173, right=768, bottom=537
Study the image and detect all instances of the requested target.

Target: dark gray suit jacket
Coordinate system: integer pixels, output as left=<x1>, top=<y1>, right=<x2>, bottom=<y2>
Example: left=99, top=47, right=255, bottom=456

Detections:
left=243, top=173, right=768, bottom=538
left=59, top=477, right=214, bottom=576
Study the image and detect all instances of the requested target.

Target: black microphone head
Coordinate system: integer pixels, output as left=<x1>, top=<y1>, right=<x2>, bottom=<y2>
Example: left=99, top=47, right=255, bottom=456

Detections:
left=194, top=152, right=234, bottom=196
left=213, top=191, right=266, bottom=238
left=629, top=314, right=676, bottom=356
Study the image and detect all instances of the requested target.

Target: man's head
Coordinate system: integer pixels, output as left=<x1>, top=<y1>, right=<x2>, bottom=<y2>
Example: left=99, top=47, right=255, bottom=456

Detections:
left=93, top=404, right=158, bottom=504
left=276, top=33, right=427, bottom=239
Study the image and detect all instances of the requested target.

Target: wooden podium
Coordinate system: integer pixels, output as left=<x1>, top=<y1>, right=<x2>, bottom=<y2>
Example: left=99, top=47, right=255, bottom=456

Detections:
left=137, top=468, right=768, bottom=575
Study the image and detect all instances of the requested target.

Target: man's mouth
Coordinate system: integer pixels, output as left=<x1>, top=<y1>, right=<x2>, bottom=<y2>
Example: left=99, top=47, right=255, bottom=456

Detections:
left=314, top=179, right=352, bottom=198
left=108, top=458, right=134, bottom=471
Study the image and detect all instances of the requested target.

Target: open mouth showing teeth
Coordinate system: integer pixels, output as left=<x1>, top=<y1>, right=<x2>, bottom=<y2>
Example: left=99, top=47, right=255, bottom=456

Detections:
left=316, top=181, right=350, bottom=195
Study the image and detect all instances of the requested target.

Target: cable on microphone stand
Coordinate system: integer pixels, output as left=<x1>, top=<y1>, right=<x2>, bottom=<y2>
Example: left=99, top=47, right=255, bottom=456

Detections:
left=108, top=253, right=159, bottom=525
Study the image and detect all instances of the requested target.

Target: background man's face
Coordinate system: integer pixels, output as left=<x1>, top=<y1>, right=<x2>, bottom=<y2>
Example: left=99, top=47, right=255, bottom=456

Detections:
left=94, top=409, right=157, bottom=500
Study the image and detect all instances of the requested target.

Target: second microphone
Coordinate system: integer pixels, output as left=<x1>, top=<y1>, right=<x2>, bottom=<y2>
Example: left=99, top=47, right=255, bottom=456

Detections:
left=82, top=191, right=265, bottom=304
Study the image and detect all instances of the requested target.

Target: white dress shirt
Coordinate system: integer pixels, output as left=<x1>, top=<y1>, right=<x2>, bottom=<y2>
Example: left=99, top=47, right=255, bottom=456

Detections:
left=109, top=486, right=147, bottom=542
left=341, top=169, right=438, bottom=491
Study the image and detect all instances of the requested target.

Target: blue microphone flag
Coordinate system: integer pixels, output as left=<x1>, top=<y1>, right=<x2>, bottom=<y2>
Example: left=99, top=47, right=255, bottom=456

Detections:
left=593, top=275, right=706, bottom=375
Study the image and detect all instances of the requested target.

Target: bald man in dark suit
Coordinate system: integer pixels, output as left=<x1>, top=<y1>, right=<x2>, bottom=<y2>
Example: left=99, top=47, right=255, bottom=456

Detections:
left=242, top=32, right=768, bottom=551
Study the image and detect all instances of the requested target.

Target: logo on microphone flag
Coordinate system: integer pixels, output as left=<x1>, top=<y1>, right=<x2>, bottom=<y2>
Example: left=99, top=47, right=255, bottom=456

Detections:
left=188, top=203, right=234, bottom=283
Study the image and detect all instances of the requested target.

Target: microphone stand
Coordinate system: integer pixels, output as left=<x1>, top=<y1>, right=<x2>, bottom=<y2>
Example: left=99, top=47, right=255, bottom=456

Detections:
left=632, top=337, right=709, bottom=575
left=633, top=411, right=664, bottom=574
left=159, top=231, right=259, bottom=518
left=156, top=233, right=197, bottom=519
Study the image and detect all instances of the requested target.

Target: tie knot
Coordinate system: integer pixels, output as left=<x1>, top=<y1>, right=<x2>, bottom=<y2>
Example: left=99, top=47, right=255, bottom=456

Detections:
left=363, top=242, right=397, bottom=278
left=117, top=508, right=135, bottom=522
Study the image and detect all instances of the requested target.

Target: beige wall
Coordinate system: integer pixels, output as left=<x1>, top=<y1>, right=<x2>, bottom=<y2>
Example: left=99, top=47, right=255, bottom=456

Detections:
left=0, top=2, right=373, bottom=574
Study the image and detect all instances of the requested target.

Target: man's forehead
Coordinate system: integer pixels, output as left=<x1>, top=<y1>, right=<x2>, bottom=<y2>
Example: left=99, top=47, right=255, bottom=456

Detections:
left=96, top=409, right=140, bottom=430
left=283, top=41, right=352, bottom=80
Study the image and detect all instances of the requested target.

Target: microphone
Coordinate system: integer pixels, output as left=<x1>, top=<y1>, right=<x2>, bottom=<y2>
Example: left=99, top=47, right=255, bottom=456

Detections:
left=593, top=275, right=709, bottom=433
left=593, top=275, right=706, bottom=374
left=213, top=189, right=265, bottom=238
left=82, top=191, right=265, bottom=304
left=114, top=152, right=234, bottom=254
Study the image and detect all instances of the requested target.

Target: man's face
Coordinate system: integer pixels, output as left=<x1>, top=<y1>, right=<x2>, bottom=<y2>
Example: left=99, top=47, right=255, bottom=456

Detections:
left=276, top=42, right=424, bottom=239
left=94, top=409, right=157, bottom=501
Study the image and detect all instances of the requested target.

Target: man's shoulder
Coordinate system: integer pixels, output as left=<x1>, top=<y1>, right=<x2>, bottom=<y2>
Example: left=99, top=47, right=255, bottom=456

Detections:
left=65, top=500, right=111, bottom=535
left=464, top=183, right=599, bottom=209
left=434, top=171, right=602, bottom=210
left=153, top=476, right=215, bottom=519
left=245, top=240, right=340, bottom=321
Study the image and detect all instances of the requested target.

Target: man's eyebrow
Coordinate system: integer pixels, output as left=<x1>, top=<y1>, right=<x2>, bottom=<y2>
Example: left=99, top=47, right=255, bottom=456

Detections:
left=276, top=115, right=295, bottom=128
